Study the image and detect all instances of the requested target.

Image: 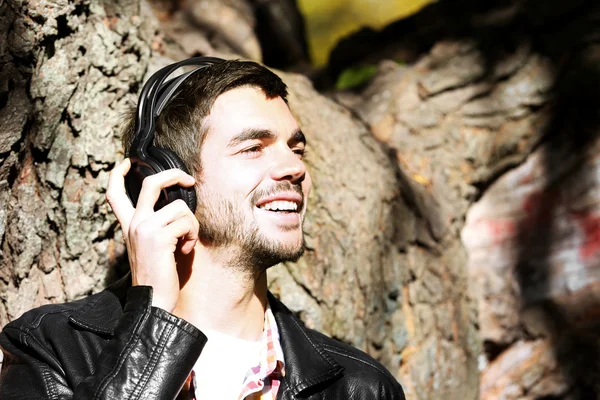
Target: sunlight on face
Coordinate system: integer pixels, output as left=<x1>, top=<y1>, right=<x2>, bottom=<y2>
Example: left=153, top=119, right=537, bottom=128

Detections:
left=195, top=86, right=312, bottom=269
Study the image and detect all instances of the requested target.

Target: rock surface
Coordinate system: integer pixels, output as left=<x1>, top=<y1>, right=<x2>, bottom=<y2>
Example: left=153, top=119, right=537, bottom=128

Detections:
left=337, top=1, right=600, bottom=397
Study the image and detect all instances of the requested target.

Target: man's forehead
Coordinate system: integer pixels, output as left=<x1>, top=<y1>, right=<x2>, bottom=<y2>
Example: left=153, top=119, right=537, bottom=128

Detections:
left=210, top=85, right=283, bottom=111
left=206, top=86, right=299, bottom=142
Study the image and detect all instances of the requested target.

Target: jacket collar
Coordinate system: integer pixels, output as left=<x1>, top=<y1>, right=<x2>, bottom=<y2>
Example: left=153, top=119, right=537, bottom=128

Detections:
left=268, top=292, right=344, bottom=397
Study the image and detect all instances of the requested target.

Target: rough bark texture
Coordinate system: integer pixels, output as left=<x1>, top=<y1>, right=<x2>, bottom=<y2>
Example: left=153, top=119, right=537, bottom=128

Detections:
left=0, top=0, right=155, bottom=324
left=273, top=73, right=480, bottom=400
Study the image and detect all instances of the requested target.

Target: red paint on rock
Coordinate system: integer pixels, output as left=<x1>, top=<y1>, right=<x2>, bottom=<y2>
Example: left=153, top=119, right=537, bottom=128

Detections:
left=486, top=219, right=516, bottom=244
left=571, top=210, right=600, bottom=262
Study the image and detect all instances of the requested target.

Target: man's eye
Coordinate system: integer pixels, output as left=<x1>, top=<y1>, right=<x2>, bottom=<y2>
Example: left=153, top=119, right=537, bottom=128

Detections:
left=241, top=145, right=263, bottom=155
left=293, top=148, right=307, bottom=159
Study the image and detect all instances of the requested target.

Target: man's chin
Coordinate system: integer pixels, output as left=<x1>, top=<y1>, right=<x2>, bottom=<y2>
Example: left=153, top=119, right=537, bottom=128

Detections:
left=247, top=232, right=305, bottom=266
left=269, top=246, right=305, bottom=266
left=261, top=231, right=304, bottom=252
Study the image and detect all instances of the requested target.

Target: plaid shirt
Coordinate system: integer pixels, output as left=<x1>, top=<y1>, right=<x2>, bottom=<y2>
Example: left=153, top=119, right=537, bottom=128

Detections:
left=182, top=302, right=286, bottom=400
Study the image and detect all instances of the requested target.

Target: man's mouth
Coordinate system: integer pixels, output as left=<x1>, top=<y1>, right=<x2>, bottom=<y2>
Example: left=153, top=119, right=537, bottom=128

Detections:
left=254, top=193, right=303, bottom=229
left=255, top=192, right=303, bottom=216
left=257, top=200, right=298, bottom=213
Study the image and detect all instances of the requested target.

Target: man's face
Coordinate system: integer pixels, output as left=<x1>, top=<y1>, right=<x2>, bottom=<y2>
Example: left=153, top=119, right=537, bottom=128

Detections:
left=195, top=86, right=311, bottom=269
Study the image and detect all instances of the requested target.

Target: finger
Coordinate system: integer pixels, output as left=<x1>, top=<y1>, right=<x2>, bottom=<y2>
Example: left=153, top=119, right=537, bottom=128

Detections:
left=135, top=169, right=195, bottom=213
left=106, top=159, right=135, bottom=233
left=151, top=199, right=194, bottom=227
left=179, top=238, right=197, bottom=255
left=164, top=217, right=199, bottom=254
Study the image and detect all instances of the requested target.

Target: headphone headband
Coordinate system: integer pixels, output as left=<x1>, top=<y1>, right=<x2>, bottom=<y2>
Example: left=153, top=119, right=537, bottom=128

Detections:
left=125, top=56, right=226, bottom=213
left=131, top=56, right=225, bottom=160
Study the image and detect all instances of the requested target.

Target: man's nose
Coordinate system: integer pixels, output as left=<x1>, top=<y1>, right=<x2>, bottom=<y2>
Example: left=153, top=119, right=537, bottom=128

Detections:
left=269, top=147, right=306, bottom=183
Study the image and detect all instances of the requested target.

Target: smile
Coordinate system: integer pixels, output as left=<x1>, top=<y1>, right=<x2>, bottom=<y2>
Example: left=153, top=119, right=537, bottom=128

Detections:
left=257, top=200, right=298, bottom=212
left=255, top=192, right=303, bottom=214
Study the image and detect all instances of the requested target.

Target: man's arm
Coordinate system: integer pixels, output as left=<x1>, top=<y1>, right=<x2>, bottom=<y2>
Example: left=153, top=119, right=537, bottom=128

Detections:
left=0, top=287, right=206, bottom=400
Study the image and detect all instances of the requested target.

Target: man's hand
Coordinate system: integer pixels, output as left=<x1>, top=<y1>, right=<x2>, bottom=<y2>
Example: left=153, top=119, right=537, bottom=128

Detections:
left=106, top=159, right=199, bottom=312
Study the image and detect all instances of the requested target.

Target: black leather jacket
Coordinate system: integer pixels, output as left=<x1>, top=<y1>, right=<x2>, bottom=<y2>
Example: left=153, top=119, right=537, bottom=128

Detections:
left=0, top=276, right=404, bottom=399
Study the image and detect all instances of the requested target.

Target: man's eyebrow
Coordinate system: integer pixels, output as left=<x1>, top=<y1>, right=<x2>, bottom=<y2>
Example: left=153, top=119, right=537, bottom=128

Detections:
left=288, top=129, right=306, bottom=146
left=227, top=128, right=276, bottom=148
left=227, top=128, right=307, bottom=148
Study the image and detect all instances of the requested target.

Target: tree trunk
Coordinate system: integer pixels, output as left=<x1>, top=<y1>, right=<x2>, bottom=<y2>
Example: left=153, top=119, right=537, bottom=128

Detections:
left=0, top=0, right=155, bottom=323
left=0, top=0, right=480, bottom=399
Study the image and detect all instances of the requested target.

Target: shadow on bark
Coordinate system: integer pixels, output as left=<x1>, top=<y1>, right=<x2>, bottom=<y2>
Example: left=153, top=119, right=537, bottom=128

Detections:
left=513, top=41, right=600, bottom=398
left=442, top=0, right=600, bottom=397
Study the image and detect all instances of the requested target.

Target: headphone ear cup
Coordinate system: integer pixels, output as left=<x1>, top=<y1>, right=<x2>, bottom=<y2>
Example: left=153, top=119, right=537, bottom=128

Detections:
left=147, top=146, right=197, bottom=212
left=125, top=156, right=164, bottom=209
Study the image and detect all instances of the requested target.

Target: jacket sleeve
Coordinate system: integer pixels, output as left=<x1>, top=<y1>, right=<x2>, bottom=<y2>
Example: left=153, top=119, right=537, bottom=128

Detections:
left=0, top=286, right=206, bottom=400
left=381, top=376, right=406, bottom=400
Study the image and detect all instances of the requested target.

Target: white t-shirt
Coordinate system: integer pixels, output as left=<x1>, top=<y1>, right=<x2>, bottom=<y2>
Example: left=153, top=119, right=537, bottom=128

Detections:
left=192, top=328, right=262, bottom=399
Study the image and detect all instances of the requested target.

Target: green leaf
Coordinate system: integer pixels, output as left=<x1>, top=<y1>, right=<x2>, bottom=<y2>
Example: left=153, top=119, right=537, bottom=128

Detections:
left=335, top=65, right=378, bottom=90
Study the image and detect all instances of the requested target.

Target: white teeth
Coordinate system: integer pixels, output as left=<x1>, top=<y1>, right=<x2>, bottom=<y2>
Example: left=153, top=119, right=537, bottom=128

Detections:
left=259, top=200, right=298, bottom=211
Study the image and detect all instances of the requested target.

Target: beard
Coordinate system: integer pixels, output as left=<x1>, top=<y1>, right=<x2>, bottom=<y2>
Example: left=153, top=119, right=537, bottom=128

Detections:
left=194, top=181, right=306, bottom=272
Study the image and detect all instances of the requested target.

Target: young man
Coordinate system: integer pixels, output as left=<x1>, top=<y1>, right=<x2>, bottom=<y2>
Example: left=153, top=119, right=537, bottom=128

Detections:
left=0, top=59, right=404, bottom=399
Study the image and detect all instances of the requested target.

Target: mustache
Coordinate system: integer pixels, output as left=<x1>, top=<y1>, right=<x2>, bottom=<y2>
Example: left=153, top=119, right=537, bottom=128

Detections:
left=251, top=181, right=305, bottom=209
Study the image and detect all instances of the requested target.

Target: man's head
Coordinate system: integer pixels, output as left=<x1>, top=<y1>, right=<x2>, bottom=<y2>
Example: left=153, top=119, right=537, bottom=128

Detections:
left=122, top=60, right=311, bottom=271
left=122, top=60, right=289, bottom=178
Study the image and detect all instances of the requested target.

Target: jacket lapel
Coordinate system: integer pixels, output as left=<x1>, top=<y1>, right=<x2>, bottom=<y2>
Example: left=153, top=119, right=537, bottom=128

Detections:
left=268, top=293, right=344, bottom=398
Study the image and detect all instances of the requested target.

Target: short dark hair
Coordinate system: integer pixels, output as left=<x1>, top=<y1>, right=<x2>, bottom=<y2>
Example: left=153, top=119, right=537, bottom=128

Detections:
left=121, top=59, right=288, bottom=177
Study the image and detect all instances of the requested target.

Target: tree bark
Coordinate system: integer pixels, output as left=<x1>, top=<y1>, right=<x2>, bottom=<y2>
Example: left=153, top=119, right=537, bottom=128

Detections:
left=0, top=0, right=157, bottom=324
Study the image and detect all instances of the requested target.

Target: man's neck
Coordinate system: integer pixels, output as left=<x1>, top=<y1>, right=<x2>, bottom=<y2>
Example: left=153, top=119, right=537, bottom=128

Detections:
left=171, top=243, right=268, bottom=341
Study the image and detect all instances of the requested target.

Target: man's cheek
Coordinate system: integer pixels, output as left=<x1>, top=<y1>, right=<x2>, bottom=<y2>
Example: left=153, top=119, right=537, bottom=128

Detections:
left=233, top=170, right=264, bottom=195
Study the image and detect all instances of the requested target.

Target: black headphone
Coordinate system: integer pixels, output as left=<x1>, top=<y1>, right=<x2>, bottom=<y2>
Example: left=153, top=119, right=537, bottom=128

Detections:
left=125, top=56, right=225, bottom=213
